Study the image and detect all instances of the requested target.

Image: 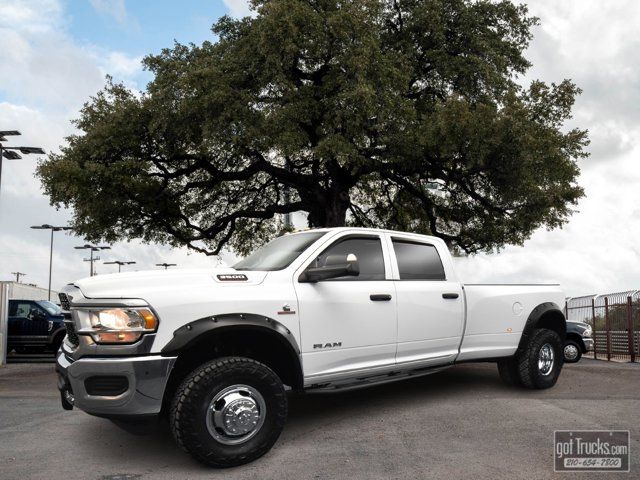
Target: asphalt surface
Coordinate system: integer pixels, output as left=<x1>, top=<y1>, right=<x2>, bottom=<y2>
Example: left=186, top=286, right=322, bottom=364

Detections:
left=1, top=358, right=638, bottom=480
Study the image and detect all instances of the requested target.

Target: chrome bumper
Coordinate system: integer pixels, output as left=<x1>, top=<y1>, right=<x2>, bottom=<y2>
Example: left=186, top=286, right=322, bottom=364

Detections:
left=583, top=338, right=594, bottom=353
left=56, top=350, right=176, bottom=416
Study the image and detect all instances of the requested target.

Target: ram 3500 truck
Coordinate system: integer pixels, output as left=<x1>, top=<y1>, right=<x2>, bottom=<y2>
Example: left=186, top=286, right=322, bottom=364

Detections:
left=56, top=228, right=566, bottom=467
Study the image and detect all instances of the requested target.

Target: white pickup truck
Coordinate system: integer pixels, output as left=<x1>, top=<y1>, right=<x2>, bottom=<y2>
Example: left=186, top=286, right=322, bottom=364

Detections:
left=56, top=227, right=566, bottom=467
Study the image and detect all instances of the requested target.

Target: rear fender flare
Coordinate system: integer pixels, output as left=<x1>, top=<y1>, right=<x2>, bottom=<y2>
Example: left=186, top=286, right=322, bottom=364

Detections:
left=518, top=302, right=566, bottom=352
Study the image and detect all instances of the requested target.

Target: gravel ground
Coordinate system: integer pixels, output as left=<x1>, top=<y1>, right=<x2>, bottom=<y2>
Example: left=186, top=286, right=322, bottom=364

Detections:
left=1, top=358, right=638, bottom=480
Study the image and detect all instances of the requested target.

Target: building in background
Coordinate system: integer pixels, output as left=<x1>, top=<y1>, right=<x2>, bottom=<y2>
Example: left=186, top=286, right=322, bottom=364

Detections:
left=0, top=281, right=59, bottom=365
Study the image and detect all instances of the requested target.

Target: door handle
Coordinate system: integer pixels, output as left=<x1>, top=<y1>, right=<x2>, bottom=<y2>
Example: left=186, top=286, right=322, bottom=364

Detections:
left=442, top=293, right=459, bottom=299
left=370, top=294, right=392, bottom=301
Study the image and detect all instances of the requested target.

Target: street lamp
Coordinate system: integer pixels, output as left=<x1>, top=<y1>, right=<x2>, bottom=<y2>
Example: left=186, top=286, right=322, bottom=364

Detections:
left=104, top=260, right=136, bottom=273
left=75, top=244, right=110, bottom=276
left=0, top=131, right=45, bottom=203
left=31, top=224, right=72, bottom=301
left=156, top=263, right=177, bottom=270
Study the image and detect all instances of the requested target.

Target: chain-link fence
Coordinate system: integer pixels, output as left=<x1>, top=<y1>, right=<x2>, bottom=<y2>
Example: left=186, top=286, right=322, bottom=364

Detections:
left=566, top=291, right=639, bottom=362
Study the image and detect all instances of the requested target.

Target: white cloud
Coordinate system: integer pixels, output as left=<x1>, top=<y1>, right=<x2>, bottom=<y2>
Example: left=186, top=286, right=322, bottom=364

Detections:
left=0, top=1, right=206, bottom=291
left=0, top=0, right=63, bottom=34
left=89, top=0, right=128, bottom=25
left=455, top=0, right=640, bottom=296
left=222, top=0, right=254, bottom=18
left=102, top=51, right=143, bottom=78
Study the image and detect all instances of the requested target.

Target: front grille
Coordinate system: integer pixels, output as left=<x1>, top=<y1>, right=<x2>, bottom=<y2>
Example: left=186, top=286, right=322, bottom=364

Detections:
left=58, top=292, right=79, bottom=347
left=64, top=320, right=80, bottom=347
left=58, top=292, right=70, bottom=310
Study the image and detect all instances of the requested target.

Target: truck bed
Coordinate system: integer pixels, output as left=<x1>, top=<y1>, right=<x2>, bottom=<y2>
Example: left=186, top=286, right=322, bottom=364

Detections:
left=457, top=284, right=565, bottom=361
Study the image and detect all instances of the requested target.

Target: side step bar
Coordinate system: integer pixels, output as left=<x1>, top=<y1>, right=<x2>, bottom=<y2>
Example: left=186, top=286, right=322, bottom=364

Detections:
left=305, top=364, right=452, bottom=393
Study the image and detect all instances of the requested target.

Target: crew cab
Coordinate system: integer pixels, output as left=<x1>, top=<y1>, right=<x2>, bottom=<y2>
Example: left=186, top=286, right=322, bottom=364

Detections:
left=8, top=299, right=66, bottom=353
left=55, top=227, right=566, bottom=467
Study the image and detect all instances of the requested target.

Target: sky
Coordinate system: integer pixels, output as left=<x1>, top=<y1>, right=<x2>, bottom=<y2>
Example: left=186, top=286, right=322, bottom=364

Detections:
left=0, top=0, right=638, bottom=297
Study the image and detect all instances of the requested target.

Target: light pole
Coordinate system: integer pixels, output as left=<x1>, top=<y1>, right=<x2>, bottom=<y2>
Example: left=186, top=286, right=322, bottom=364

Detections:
left=156, top=263, right=177, bottom=270
left=104, top=260, right=136, bottom=273
left=31, top=224, right=72, bottom=301
left=0, top=131, right=45, bottom=204
left=75, top=244, right=111, bottom=276
left=11, top=272, right=26, bottom=283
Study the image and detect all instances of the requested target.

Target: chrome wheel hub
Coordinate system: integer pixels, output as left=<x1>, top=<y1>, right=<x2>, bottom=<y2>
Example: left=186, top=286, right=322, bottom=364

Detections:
left=564, top=344, right=579, bottom=361
left=206, top=385, right=266, bottom=445
left=538, top=343, right=555, bottom=376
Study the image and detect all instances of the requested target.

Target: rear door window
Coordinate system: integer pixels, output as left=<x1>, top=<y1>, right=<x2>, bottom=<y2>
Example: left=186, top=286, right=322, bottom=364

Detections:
left=392, top=240, right=446, bottom=280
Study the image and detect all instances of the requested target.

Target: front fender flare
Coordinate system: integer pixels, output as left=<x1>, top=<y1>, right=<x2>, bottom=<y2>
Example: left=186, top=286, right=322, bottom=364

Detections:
left=160, top=312, right=301, bottom=356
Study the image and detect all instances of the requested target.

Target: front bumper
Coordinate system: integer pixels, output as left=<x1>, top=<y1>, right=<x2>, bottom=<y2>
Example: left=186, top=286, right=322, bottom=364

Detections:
left=56, top=350, right=176, bottom=416
left=583, top=337, right=594, bottom=353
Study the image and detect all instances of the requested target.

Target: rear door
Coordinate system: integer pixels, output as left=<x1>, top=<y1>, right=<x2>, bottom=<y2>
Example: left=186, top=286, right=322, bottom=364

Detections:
left=389, top=237, right=464, bottom=366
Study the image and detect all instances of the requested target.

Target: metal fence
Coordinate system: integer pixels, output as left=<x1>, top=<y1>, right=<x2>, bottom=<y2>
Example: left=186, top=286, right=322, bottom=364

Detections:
left=566, top=291, right=639, bottom=362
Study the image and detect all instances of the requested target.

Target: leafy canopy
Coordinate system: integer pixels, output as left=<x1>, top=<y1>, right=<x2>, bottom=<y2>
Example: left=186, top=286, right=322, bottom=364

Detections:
left=38, top=0, right=588, bottom=256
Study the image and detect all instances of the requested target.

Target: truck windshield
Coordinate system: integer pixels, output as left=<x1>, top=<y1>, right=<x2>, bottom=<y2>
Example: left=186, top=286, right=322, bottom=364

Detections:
left=37, top=301, right=62, bottom=315
left=233, top=231, right=326, bottom=271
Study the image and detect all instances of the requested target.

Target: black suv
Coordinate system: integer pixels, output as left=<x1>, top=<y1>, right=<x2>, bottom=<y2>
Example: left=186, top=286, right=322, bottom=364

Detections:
left=7, top=299, right=66, bottom=354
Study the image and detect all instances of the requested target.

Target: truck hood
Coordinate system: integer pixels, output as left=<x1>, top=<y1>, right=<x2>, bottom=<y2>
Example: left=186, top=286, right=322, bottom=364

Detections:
left=73, top=268, right=268, bottom=299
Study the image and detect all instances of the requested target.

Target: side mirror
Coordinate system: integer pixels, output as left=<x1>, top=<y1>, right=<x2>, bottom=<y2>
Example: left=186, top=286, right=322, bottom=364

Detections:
left=299, top=253, right=359, bottom=283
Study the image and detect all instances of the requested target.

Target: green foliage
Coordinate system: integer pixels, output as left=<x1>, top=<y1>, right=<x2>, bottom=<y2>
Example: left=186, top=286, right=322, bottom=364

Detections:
left=590, top=300, right=640, bottom=331
left=37, top=0, right=588, bottom=256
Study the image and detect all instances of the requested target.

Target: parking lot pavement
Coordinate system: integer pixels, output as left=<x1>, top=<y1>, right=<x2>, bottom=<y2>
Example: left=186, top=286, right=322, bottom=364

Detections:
left=1, top=359, right=638, bottom=480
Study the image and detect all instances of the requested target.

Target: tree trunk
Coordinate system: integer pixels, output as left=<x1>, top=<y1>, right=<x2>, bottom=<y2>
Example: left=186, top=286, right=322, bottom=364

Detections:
left=307, top=189, right=350, bottom=227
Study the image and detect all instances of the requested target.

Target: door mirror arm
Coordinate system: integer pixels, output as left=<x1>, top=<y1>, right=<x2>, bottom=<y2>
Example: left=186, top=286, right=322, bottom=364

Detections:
left=299, top=262, right=360, bottom=283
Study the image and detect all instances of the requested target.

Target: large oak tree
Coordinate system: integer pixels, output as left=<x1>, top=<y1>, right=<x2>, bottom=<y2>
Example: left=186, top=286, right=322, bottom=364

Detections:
left=38, top=0, right=588, bottom=256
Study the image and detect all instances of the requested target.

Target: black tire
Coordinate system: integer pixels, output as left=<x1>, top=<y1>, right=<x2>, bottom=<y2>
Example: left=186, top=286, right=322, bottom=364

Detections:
left=49, top=333, right=65, bottom=353
left=563, top=340, right=582, bottom=363
left=170, top=356, right=287, bottom=467
left=517, top=328, right=563, bottom=389
left=497, top=357, right=521, bottom=386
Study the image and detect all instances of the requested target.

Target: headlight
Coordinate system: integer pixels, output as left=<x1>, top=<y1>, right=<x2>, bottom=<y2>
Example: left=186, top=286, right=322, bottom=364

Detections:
left=582, top=325, right=592, bottom=338
left=76, top=307, right=158, bottom=344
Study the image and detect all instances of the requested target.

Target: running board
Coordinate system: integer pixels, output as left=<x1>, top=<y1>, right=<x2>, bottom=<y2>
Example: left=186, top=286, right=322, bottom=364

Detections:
left=305, top=364, right=452, bottom=393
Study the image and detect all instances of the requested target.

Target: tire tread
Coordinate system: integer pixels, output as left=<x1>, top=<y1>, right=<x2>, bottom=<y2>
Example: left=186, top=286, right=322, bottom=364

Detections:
left=169, top=356, right=287, bottom=467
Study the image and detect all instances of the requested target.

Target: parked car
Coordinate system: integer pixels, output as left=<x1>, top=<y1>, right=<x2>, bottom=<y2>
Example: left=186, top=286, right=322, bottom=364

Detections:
left=8, top=299, right=66, bottom=353
left=56, top=227, right=567, bottom=467
left=563, top=320, right=593, bottom=363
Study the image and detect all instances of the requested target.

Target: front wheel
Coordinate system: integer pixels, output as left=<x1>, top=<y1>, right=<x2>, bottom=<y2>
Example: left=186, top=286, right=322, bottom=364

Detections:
left=563, top=340, right=582, bottom=363
left=170, top=357, right=287, bottom=467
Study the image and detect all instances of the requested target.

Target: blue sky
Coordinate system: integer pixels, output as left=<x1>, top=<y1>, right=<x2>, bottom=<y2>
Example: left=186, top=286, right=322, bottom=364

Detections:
left=1, top=0, right=640, bottom=295
left=66, top=1, right=224, bottom=53
left=0, top=0, right=239, bottom=107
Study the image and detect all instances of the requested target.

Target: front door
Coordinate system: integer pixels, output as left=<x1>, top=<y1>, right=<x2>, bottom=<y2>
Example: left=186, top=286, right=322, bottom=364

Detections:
left=295, top=234, right=397, bottom=382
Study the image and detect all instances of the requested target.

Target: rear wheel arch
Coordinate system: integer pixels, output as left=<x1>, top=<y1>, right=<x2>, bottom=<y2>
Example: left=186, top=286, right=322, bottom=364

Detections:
left=518, top=302, right=566, bottom=352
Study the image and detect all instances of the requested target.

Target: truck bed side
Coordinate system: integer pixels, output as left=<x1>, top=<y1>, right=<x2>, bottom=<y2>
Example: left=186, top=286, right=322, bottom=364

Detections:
left=457, top=284, right=565, bottom=361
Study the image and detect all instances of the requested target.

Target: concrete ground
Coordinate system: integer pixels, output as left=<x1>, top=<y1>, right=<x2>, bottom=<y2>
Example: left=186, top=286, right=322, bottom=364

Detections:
left=0, top=359, right=638, bottom=480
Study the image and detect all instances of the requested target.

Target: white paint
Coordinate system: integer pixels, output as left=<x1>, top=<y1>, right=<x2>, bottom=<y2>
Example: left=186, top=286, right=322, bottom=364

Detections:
left=68, top=228, right=565, bottom=382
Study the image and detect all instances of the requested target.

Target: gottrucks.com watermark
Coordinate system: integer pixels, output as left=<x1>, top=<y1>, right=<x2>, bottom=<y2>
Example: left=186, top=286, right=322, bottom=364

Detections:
left=554, top=430, right=630, bottom=472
